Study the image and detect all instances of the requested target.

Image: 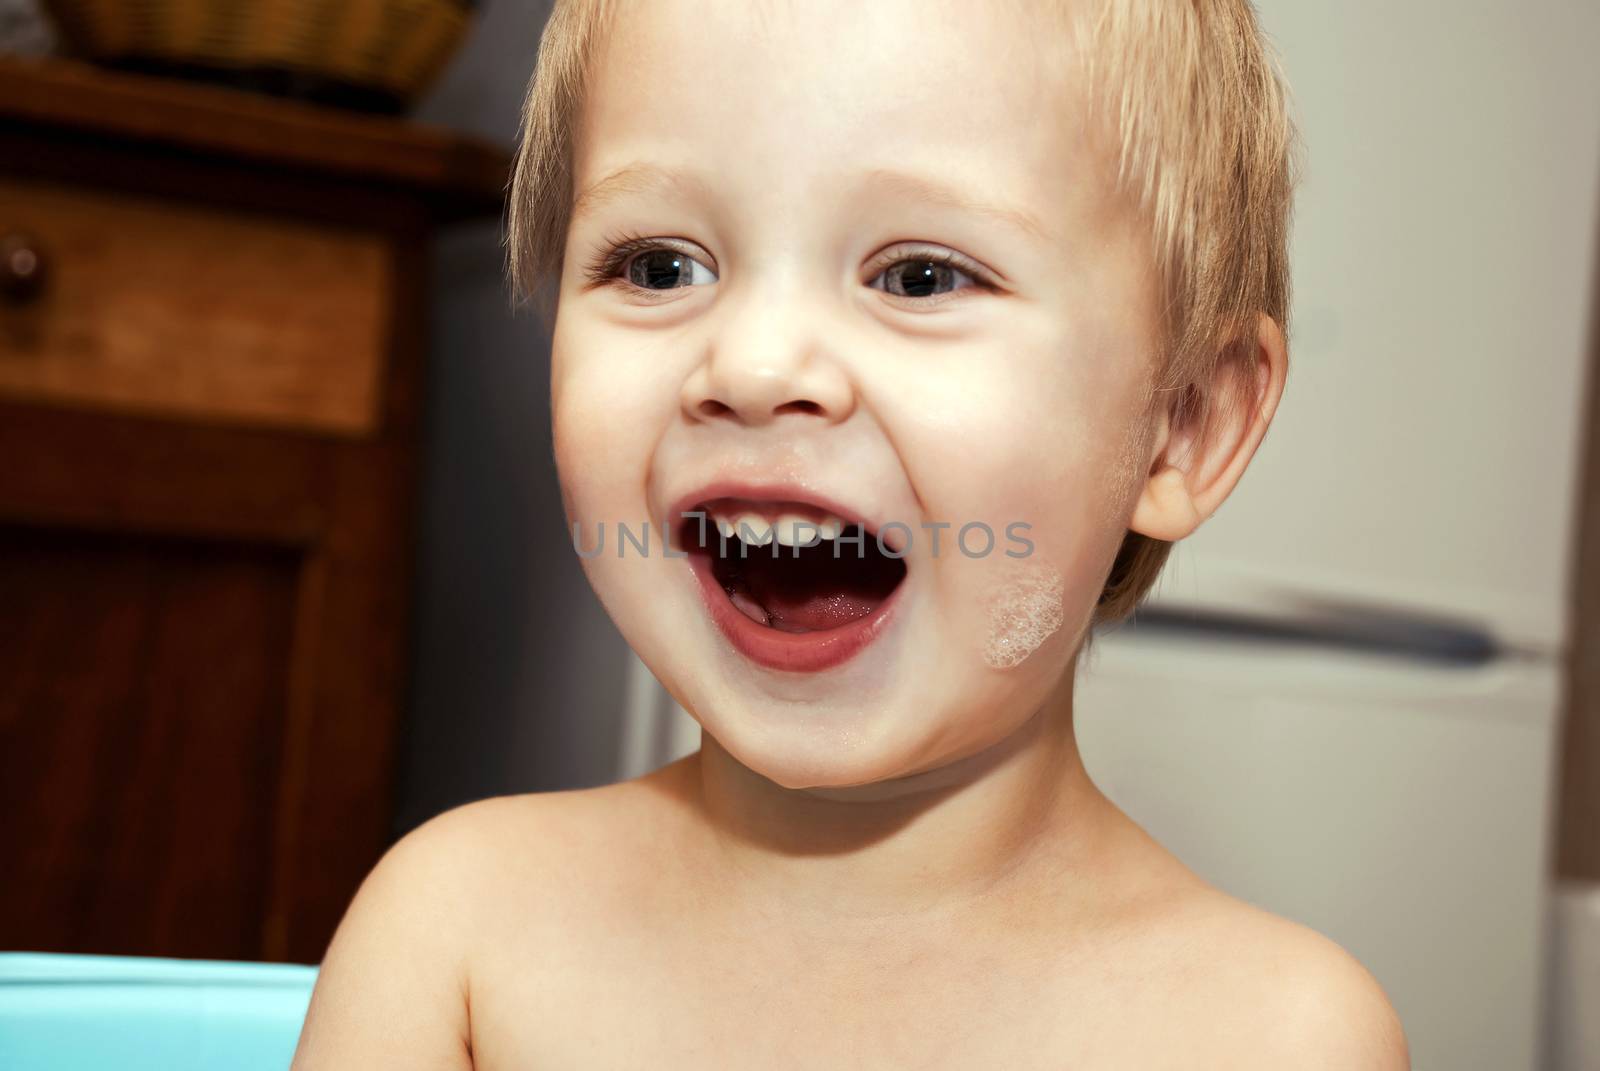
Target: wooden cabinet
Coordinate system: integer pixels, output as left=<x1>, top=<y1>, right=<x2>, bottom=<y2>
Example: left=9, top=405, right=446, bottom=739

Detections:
left=0, top=177, right=392, bottom=434
left=0, top=57, right=509, bottom=964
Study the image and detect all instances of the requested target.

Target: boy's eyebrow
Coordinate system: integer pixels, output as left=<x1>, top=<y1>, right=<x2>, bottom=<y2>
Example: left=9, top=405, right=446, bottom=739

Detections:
left=572, top=162, right=1054, bottom=246
left=571, top=162, right=711, bottom=222
left=856, top=167, right=1056, bottom=246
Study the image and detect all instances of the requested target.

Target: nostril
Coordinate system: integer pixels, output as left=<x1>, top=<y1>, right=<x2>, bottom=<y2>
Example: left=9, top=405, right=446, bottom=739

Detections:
left=696, top=398, right=824, bottom=420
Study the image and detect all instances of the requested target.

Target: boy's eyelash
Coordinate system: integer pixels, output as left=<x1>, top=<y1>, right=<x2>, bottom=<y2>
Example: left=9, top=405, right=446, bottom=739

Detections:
left=579, top=231, right=995, bottom=294
left=580, top=228, right=658, bottom=288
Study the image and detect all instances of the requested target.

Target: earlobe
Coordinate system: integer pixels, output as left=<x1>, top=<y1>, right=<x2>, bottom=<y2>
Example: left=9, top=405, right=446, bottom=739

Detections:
left=1129, top=465, right=1204, bottom=541
left=1125, top=376, right=1208, bottom=543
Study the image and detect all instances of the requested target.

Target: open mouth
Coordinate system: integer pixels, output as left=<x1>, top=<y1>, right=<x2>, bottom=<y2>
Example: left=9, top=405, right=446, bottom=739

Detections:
left=677, top=495, right=908, bottom=671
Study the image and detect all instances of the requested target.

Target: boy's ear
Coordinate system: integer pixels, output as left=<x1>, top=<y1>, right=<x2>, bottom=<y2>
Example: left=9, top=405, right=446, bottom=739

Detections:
left=1128, top=311, right=1287, bottom=542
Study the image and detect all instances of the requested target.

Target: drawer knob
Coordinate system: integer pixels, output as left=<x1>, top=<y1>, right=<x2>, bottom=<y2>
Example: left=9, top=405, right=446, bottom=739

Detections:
left=1, top=231, right=48, bottom=305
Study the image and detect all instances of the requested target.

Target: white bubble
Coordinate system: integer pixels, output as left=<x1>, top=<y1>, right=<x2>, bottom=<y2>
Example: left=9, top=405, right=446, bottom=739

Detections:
left=981, top=561, right=1066, bottom=670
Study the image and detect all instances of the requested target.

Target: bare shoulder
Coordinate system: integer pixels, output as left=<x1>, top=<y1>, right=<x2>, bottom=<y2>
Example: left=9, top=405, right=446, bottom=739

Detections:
left=289, top=800, right=485, bottom=1068
left=362, top=769, right=692, bottom=932
left=1088, top=807, right=1408, bottom=1068
left=291, top=772, right=684, bottom=1069
left=1164, top=888, right=1411, bottom=1070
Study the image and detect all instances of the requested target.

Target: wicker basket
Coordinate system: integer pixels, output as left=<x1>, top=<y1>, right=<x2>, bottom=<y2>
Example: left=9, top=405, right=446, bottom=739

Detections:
left=42, top=0, right=474, bottom=113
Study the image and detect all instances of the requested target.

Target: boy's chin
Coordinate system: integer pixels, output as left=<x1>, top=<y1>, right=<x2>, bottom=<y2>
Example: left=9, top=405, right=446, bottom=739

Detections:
left=701, top=676, right=1071, bottom=800
left=708, top=716, right=982, bottom=799
left=715, top=734, right=902, bottom=794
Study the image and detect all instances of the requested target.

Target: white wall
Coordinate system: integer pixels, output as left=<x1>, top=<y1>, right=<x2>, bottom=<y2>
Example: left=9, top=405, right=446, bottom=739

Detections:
left=393, top=0, right=633, bottom=834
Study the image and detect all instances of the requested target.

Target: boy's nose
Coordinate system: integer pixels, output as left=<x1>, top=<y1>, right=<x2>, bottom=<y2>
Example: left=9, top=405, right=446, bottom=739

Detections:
left=680, top=305, right=855, bottom=428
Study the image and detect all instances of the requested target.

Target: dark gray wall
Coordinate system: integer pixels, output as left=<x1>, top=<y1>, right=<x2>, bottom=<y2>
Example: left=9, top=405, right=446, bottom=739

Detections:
left=393, top=0, right=631, bottom=834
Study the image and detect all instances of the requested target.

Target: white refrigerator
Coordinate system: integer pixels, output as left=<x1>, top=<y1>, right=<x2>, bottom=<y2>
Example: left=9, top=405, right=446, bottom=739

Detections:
left=617, top=3, right=1600, bottom=1069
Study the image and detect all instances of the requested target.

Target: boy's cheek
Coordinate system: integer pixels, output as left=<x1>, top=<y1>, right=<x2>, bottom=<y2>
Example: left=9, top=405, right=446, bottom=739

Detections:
left=551, top=361, right=668, bottom=497
left=943, top=520, right=1107, bottom=674
left=553, top=364, right=663, bottom=441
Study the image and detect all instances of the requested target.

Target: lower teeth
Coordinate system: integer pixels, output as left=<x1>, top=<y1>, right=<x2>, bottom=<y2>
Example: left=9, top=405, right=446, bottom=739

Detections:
left=728, top=588, right=770, bottom=627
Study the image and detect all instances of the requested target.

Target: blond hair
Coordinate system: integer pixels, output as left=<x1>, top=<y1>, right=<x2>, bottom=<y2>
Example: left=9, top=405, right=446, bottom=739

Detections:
left=506, top=0, right=1302, bottom=630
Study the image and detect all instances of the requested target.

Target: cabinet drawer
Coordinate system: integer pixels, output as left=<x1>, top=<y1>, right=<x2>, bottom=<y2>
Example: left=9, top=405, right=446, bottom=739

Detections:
left=0, top=178, right=390, bottom=436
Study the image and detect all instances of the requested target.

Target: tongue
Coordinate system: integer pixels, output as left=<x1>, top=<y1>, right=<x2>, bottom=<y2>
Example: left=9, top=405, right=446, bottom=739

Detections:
left=732, top=563, right=883, bottom=630
left=744, top=576, right=883, bottom=632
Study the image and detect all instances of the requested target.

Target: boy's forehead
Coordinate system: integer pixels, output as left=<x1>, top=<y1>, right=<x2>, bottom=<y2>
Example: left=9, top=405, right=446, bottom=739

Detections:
left=575, top=0, right=1103, bottom=228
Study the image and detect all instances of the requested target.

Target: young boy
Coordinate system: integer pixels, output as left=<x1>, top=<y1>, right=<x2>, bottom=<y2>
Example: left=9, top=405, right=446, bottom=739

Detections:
left=293, top=0, right=1410, bottom=1066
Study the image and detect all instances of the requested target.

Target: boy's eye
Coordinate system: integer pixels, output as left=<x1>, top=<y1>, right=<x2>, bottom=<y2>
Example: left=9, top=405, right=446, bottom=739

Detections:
left=580, top=235, right=718, bottom=294
left=620, top=247, right=719, bottom=290
left=866, top=254, right=983, bottom=300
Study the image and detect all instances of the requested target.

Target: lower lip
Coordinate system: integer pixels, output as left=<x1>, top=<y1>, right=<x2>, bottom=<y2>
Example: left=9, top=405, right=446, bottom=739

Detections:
left=686, top=548, right=904, bottom=673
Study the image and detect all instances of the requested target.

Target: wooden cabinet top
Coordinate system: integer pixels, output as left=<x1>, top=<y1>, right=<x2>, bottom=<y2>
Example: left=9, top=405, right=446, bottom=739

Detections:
left=0, top=55, right=512, bottom=220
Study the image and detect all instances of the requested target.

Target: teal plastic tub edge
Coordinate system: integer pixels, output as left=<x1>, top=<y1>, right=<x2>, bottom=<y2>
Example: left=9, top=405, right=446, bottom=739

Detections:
left=0, top=952, right=318, bottom=1071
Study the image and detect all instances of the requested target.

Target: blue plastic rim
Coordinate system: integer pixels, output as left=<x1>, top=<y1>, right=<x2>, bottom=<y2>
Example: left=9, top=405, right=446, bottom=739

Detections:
left=0, top=952, right=319, bottom=1071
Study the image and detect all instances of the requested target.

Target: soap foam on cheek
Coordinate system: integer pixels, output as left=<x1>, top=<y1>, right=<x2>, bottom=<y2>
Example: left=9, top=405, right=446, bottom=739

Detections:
left=981, top=560, right=1066, bottom=670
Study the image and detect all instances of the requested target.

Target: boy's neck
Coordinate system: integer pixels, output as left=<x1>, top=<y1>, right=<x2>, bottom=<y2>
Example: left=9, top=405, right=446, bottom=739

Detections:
left=682, top=669, right=1115, bottom=937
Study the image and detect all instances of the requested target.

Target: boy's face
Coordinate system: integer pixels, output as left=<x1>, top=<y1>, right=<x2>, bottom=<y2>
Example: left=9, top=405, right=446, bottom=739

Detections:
left=552, top=0, right=1163, bottom=789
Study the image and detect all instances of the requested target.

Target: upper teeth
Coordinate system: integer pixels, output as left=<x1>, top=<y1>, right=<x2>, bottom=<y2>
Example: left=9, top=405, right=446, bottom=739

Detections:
left=714, top=510, right=847, bottom=547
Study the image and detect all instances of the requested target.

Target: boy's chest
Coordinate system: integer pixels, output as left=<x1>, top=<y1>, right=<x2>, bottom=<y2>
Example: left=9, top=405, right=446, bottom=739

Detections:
left=465, top=929, right=1238, bottom=1070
